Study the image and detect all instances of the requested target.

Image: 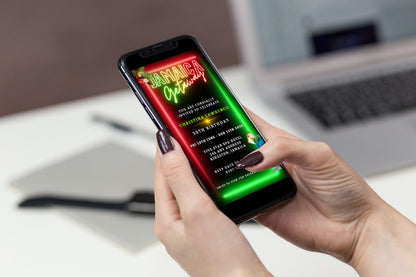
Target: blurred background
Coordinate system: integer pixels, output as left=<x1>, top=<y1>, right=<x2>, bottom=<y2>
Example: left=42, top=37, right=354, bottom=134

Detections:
left=0, top=0, right=239, bottom=117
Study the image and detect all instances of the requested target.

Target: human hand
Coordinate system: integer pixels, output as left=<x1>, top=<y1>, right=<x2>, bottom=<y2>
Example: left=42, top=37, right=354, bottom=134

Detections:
left=238, top=109, right=416, bottom=276
left=153, top=130, right=272, bottom=277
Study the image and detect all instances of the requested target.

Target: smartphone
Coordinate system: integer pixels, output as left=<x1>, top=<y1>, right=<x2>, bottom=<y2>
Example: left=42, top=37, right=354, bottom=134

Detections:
left=118, top=35, right=296, bottom=224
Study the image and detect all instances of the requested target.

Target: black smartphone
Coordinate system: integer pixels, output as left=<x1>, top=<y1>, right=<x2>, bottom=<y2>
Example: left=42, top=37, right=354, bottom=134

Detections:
left=118, top=35, right=297, bottom=224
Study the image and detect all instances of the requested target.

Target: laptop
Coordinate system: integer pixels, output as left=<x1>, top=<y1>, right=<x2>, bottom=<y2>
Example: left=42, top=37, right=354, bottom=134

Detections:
left=229, top=0, right=416, bottom=176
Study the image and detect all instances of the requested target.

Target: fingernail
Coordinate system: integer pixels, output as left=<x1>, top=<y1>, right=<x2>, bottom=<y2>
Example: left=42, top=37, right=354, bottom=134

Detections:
left=236, top=151, right=264, bottom=169
left=156, top=129, right=174, bottom=154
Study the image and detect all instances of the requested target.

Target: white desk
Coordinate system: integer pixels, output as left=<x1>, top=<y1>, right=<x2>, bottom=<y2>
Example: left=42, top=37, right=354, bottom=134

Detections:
left=1, top=66, right=415, bottom=276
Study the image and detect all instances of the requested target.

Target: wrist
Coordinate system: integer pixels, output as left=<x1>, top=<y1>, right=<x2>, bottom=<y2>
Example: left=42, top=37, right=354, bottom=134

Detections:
left=227, top=262, right=273, bottom=277
left=229, top=268, right=273, bottom=277
left=350, top=201, right=416, bottom=276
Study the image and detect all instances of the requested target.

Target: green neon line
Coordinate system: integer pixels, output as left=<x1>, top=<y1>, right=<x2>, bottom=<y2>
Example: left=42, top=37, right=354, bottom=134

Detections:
left=221, top=169, right=287, bottom=202
left=204, top=61, right=288, bottom=204
left=205, top=65, right=257, bottom=135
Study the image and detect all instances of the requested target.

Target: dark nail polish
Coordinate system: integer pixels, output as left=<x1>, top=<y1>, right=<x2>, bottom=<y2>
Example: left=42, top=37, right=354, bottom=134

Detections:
left=236, top=151, right=264, bottom=169
left=156, top=130, right=174, bottom=154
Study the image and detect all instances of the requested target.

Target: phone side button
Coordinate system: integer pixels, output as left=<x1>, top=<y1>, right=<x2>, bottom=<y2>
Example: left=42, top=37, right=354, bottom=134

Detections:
left=144, top=106, right=158, bottom=125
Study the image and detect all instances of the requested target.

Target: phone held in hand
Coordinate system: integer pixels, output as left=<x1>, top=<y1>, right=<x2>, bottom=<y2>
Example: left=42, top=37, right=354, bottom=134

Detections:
left=118, top=35, right=296, bottom=224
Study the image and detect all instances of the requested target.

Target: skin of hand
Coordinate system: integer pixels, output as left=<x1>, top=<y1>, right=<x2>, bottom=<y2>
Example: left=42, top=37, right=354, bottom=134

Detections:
left=243, top=109, right=416, bottom=276
left=153, top=108, right=416, bottom=277
left=154, top=130, right=273, bottom=277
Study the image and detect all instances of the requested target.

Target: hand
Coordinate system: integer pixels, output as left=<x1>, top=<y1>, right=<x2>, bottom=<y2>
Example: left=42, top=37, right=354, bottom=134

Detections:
left=239, top=109, right=416, bottom=276
left=153, top=130, right=272, bottom=277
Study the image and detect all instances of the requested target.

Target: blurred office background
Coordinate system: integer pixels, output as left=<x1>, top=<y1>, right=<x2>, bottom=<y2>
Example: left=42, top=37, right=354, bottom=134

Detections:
left=0, top=0, right=239, bottom=117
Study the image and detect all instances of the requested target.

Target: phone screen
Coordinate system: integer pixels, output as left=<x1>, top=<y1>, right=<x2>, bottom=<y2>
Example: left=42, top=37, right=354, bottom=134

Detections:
left=131, top=49, right=289, bottom=205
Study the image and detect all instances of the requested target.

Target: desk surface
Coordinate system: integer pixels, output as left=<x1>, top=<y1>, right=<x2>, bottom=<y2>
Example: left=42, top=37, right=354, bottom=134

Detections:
left=1, top=66, right=415, bottom=276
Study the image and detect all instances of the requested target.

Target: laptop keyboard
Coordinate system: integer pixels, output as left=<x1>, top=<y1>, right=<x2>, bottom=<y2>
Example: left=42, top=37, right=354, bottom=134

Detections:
left=288, top=68, right=416, bottom=128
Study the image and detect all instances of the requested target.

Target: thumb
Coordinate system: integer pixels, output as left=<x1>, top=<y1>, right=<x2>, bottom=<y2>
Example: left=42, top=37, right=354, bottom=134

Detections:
left=236, top=135, right=336, bottom=172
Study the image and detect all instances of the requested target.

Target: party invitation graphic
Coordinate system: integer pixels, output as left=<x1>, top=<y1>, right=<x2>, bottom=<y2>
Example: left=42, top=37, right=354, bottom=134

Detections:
left=133, top=51, right=287, bottom=204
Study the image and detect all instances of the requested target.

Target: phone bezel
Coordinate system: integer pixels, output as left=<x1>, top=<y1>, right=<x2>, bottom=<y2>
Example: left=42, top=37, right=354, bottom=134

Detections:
left=118, top=35, right=297, bottom=224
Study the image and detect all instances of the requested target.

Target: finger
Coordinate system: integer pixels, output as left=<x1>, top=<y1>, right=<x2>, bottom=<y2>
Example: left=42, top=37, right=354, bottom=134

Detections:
left=154, top=150, right=181, bottom=224
left=154, top=151, right=174, bottom=202
left=244, top=107, right=299, bottom=140
left=156, top=131, right=215, bottom=217
left=237, top=135, right=336, bottom=172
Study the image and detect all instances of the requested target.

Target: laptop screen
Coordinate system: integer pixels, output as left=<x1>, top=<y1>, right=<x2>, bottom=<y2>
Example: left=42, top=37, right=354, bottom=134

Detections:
left=250, top=0, right=416, bottom=68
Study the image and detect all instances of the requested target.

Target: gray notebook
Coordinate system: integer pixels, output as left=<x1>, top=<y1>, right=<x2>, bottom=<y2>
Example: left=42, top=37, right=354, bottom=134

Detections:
left=12, top=142, right=157, bottom=252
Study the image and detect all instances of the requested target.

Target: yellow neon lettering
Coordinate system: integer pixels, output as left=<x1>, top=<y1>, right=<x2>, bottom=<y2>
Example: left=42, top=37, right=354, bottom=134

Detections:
left=160, top=69, right=176, bottom=84
left=183, top=62, right=195, bottom=75
left=152, top=73, right=167, bottom=87
left=172, top=66, right=188, bottom=80
left=177, top=65, right=189, bottom=78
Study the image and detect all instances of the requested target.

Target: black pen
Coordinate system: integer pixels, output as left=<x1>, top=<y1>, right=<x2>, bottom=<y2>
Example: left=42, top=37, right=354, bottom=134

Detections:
left=18, top=191, right=155, bottom=215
